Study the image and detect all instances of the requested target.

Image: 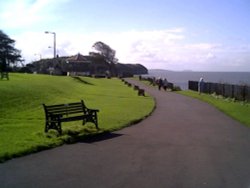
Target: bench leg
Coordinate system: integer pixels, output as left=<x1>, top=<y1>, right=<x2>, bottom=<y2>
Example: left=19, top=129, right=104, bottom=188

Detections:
left=57, top=122, right=62, bottom=135
left=45, top=121, right=62, bottom=134
left=94, top=117, right=98, bottom=129
left=45, top=122, right=49, bottom=133
left=82, top=119, right=86, bottom=125
left=92, top=113, right=99, bottom=129
left=85, top=114, right=99, bottom=129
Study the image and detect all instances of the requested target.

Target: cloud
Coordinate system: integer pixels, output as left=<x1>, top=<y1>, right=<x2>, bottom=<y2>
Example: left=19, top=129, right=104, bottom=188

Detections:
left=0, top=0, right=69, bottom=28
left=110, top=29, right=186, bottom=63
left=206, top=52, right=216, bottom=60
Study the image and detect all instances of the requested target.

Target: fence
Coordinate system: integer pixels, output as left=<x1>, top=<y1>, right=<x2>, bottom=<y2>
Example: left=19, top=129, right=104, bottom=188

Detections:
left=188, top=81, right=250, bottom=102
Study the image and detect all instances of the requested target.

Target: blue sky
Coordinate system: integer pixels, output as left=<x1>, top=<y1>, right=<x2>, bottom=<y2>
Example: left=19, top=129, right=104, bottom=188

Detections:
left=1, top=0, right=250, bottom=71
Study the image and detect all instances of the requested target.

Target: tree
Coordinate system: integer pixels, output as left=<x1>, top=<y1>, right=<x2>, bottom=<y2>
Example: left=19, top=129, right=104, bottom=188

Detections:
left=92, top=41, right=117, bottom=64
left=0, top=30, right=23, bottom=71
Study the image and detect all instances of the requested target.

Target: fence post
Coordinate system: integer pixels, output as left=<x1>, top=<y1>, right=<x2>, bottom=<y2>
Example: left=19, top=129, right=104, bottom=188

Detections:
left=222, top=84, right=225, bottom=96
left=243, top=85, right=246, bottom=101
left=232, top=85, right=234, bottom=99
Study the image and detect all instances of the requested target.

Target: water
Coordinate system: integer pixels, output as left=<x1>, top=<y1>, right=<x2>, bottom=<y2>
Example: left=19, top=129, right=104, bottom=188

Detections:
left=144, top=70, right=250, bottom=90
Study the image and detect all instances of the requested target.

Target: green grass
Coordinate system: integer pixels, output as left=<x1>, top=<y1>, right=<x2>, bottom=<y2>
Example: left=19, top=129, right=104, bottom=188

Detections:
left=177, top=90, right=250, bottom=127
left=0, top=73, right=155, bottom=162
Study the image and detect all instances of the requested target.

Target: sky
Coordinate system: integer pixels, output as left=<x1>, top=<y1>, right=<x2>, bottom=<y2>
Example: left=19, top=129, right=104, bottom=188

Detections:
left=0, top=0, right=250, bottom=71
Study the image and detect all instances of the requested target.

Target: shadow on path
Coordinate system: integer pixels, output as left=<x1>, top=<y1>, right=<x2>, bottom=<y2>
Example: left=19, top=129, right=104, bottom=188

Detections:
left=81, top=132, right=123, bottom=143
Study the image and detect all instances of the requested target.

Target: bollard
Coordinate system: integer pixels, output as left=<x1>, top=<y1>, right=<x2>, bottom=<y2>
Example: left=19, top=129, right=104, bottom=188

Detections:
left=138, top=89, right=145, bottom=96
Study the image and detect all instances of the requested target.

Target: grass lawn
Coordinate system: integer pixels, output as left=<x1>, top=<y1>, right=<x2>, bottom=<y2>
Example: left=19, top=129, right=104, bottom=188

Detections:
left=177, top=90, right=250, bottom=127
left=0, top=73, right=155, bottom=162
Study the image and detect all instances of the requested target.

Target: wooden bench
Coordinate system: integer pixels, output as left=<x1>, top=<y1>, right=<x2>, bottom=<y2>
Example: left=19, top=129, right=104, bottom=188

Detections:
left=43, top=100, right=99, bottom=134
left=1, top=72, right=9, bottom=80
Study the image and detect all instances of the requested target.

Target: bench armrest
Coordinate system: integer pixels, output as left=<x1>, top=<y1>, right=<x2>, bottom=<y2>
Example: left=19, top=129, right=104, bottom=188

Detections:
left=86, top=108, right=99, bottom=114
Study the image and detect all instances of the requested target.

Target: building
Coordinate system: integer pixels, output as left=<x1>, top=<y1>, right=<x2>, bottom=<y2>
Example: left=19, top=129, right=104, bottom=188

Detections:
left=29, top=53, right=148, bottom=77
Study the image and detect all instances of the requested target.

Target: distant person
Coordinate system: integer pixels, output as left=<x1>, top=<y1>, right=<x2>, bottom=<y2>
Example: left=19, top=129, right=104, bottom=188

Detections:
left=198, top=77, right=204, bottom=94
left=158, top=78, right=163, bottom=90
left=163, top=78, right=168, bottom=91
left=152, top=77, right=156, bottom=86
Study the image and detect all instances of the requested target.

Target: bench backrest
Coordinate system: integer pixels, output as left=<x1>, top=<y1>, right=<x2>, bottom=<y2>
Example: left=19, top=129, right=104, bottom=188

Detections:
left=43, top=100, right=87, bottom=117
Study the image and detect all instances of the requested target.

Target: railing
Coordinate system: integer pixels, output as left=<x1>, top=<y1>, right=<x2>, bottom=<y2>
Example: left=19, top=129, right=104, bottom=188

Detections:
left=188, top=81, right=250, bottom=101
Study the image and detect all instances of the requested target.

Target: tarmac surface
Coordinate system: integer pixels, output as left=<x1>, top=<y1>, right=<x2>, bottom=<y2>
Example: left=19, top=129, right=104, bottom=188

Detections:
left=1, top=79, right=250, bottom=188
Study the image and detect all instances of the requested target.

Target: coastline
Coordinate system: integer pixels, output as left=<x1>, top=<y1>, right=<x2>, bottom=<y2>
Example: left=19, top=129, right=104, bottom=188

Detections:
left=143, top=70, right=250, bottom=90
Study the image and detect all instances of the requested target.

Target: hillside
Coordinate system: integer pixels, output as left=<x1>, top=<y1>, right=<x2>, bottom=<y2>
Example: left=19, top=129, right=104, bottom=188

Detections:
left=0, top=73, right=154, bottom=162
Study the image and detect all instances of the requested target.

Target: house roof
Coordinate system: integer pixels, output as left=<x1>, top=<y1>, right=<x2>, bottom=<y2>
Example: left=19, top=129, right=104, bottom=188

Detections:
left=67, top=53, right=90, bottom=63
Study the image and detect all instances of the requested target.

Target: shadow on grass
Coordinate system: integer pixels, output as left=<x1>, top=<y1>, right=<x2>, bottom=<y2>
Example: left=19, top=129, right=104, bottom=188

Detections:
left=71, top=76, right=94, bottom=85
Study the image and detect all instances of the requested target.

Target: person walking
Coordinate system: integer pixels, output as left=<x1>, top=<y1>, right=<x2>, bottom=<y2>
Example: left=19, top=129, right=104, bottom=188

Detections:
left=163, top=78, right=168, bottom=91
left=158, top=78, right=163, bottom=90
left=198, top=77, right=204, bottom=94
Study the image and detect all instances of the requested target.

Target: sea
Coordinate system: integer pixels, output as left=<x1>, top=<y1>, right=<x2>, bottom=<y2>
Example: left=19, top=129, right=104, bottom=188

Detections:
left=143, top=70, right=250, bottom=90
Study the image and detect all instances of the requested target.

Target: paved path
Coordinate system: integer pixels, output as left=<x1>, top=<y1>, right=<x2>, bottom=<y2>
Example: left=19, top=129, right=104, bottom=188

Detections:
left=1, top=79, right=250, bottom=188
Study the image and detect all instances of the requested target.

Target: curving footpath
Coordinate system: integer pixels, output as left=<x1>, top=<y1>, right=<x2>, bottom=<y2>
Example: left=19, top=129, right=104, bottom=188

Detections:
left=1, top=79, right=250, bottom=188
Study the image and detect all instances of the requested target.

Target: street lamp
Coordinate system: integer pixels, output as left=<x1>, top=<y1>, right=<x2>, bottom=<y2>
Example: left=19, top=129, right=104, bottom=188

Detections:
left=45, top=31, right=56, bottom=58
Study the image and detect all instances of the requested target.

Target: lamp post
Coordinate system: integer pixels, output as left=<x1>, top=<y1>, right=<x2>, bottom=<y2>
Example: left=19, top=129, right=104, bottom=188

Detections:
left=45, top=31, right=56, bottom=58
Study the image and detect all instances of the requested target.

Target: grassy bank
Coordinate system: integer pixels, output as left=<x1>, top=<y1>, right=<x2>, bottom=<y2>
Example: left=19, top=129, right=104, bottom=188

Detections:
left=0, top=73, right=155, bottom=162
left=178, top=90, right=250, bottom=127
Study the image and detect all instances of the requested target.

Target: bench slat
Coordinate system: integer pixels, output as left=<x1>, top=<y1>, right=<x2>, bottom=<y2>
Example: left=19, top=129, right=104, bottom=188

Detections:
left=46, top=104, right=83, bottom=110
left=60, top=115, right=86, bottom=122
left=49, top=111, right=84, bottom=116
left=46, top=104, right=84, bottom=113
left=47, top=107, right=84, bottom=113
left=46, top=102, right=82, bottom=106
